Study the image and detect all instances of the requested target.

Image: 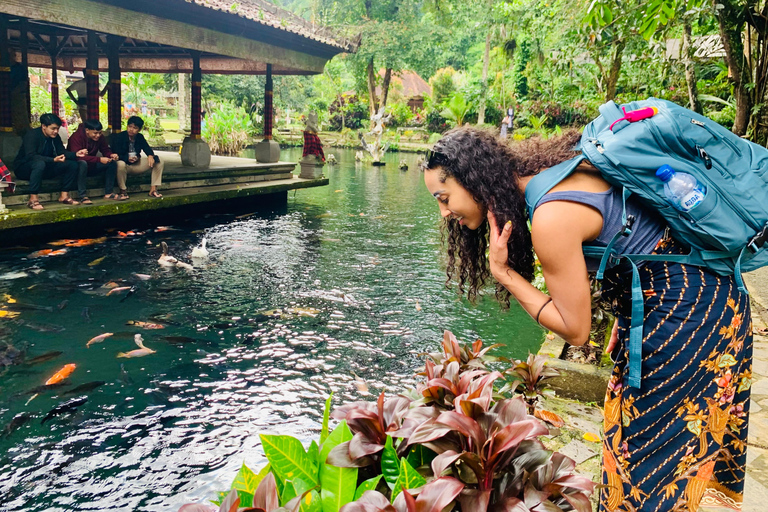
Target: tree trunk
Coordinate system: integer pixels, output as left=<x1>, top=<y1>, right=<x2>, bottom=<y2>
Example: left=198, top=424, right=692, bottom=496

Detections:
left=713, top=0, right=751, bottom=135
left=477, top=29, right=491, bottom=125
left=682, top=20, right=702, bottom=114
left=366, top=58, right=379, bottom=116
left=381, top=68, right=393, bottom=108
left=604, top=40, right=626, bottom=101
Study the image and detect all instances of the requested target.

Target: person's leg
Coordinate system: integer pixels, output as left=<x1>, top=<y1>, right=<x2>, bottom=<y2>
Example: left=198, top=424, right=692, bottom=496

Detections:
left=149, top=160, right=164, bottom=197
left=116, top=160, right=128, bottom=192
left=76, top=160, right=88, bottom=199
left=15, top=161, right=45, bottom=209
left=52, top=160, right=80, bottom=204
left=58, top=160, right=80, bottom=201
left=102, top=160, right=117, bottom=197
left=121, top=158, right=151, bottom=199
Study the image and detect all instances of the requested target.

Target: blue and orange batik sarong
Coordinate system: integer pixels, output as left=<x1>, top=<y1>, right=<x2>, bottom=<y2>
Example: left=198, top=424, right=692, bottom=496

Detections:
left=599, top=237, right=752, bottom=511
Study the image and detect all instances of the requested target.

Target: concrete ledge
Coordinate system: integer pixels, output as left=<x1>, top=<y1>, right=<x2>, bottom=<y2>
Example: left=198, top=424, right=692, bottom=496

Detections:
left=538, top=334, right=611, bottom=404
left=0, top=177, right=328, bottom=232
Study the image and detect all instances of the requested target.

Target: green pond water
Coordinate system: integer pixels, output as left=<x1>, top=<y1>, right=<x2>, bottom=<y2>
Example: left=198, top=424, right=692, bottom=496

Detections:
left=0, top=148, right=543, bottom=511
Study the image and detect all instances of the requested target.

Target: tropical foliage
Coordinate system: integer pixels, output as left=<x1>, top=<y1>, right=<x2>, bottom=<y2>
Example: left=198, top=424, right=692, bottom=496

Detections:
left=201, top=101, right=253, bottom=155
left=178, top=331, right=593, bottom=512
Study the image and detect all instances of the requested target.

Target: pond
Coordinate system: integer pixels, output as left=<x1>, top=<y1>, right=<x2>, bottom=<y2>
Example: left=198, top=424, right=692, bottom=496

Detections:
left=0, top=147, right=543, bottom=511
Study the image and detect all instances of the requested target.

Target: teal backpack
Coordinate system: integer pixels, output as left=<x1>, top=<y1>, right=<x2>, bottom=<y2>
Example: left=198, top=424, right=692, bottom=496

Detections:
left=525, top=98, right=768, bottom=389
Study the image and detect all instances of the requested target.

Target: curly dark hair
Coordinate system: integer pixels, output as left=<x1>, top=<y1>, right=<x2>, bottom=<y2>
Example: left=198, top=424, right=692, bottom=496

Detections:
left=422, top=126, right=583, bottom=306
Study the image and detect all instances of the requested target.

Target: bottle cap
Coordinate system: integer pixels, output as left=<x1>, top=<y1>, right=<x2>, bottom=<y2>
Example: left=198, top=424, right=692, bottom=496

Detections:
left=656, top=165, right=675, bottom=182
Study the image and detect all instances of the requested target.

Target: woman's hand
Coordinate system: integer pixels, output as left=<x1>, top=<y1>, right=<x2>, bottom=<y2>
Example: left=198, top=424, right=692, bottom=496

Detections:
left=607, top=318, right=619, bottom=353
left=487, top=210, right=513, bottom=282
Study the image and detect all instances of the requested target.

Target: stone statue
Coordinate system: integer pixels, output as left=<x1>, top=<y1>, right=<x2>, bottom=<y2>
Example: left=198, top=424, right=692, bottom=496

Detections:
left=359, top=106, right=391, bottom=165
left=299, top=111, right=325, bottom=179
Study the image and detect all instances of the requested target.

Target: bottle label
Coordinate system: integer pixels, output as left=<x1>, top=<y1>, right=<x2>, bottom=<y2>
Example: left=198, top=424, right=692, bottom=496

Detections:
left=680, top=189, right=705, bottom=211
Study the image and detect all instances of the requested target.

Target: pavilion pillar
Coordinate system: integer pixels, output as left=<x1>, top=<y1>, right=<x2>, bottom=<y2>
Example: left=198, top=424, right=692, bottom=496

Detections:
left=0, top=15, right=21, bottom=165
left=14, top=18, right=30, bottom=133
left=51, top=60, right=60, bottom=116
left=106, top=35, right=123, bottom=134
left=190, top=52, right=202, bottom=138
left=85, top=30, right=100, bottom=122
left=180, top=51, right=211, bottom=168
left=254, top=63, right=280, bottom=163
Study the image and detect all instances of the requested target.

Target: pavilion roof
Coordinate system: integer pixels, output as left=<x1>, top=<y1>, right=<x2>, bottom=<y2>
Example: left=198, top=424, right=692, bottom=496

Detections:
left=188, top=0, right=357, bottom=53
left=1, top=0, right=358, bottom=75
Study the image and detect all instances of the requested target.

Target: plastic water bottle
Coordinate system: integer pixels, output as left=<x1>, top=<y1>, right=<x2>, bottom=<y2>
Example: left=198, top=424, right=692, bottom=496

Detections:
left=655, top=165, right=707, bottom=212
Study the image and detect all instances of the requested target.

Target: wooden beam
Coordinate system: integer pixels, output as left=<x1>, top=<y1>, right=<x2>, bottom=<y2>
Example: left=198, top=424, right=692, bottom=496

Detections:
left=1, top=0, right=329, bottom=74
left=24, top=53, right=312, bottom=75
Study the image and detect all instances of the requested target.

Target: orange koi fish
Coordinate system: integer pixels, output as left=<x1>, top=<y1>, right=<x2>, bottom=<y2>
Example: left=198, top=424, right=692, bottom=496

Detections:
left=126, top=321, right=165, bottom=329
left=45, top=364, right=77, bottom=385
left=48, top=239, right=77, bottom=246
left=65, top=237, right=108, bottom=247
left=28, top=249, right=68, bottom=258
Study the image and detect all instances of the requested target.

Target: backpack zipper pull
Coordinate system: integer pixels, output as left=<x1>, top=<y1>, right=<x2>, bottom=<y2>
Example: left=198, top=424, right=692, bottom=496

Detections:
left=696, top=145, right=712, bottom=169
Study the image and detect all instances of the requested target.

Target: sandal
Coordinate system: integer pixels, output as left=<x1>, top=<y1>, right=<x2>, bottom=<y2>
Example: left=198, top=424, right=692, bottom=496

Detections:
left=104, top=193, right=121, bottom=201
left=80, top=196, right=93, bottom=205
left=148, top=191, right=163, bottom=198
left=118, top=193, right=130, bottom=201
left=27, top=200, right=44, bottom=210
left=58, top=197, right=80, bottom=206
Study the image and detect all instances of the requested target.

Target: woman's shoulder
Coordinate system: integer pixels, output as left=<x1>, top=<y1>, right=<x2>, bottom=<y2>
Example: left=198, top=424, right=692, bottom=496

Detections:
left=548, top=164, right=611, bottom=195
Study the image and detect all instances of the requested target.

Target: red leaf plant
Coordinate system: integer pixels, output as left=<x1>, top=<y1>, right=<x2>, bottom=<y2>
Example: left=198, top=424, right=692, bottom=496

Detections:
left=327, top=391, right=411, bottom=467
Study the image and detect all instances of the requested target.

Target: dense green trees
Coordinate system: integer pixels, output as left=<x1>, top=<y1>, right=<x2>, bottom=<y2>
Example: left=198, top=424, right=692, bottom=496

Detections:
left=101, top=0, right=768, bottom=144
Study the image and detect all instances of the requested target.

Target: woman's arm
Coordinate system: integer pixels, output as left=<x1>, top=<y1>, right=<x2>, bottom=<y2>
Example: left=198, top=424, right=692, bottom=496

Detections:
left=489, top=200, right=601, bottom=345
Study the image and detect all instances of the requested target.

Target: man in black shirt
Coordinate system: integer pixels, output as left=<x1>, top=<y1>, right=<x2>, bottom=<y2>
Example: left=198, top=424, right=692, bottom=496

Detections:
left=14, top=113, right=87, bottom=210
left=113, top=116, right=164, bottom=199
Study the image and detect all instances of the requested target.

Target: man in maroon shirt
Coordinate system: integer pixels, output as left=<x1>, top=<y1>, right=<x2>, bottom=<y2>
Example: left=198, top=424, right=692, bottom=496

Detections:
left=67, top=119, right=120, bottom=204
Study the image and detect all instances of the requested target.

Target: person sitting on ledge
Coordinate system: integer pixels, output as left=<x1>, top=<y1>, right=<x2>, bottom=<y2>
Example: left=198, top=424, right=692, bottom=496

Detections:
left=112, top=116, right=164, bottom=199
left=13, top=113, right=87, bottom=210
left=67, top=119, right=120, bottom=203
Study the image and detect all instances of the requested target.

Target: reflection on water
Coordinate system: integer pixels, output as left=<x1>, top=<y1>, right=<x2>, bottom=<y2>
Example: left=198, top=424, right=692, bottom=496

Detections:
left=0, top=148, right=543, bottom=511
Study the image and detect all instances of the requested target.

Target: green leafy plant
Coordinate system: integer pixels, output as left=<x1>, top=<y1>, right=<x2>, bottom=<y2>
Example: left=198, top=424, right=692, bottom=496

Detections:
left=178, top=331, right=593, bottom=512
left=440, top=94, right=471, bottom=127
left=502, top=353, right=560, bottom=415
left=527, top=113, right=548, bottom=131
left=201, top=101, right=253, bottom=155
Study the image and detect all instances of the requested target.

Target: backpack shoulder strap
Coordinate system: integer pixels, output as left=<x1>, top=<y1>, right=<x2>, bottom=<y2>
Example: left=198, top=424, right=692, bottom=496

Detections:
left=524, top=154, right=586, bottom=221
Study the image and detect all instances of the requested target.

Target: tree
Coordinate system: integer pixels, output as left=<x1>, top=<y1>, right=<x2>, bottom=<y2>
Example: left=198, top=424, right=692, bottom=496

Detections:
left=121, top=72, right=163, bottom=104
left=582, top=0, right=647, bottom=102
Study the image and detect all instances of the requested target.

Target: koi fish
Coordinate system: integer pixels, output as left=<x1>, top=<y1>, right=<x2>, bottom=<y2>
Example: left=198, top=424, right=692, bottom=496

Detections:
left=2, top=413, right=32, bottom=438
left=117, top=334, right=156, bottom=358
left=88, top=256, right=106, bottom=267
left=27, top=350, right=63, bottom=365
left=0, top=271, right=29, bottom=280
left=133, top=273, right=151, bottom=281
left=86, top=332, right=114, bottom=348
left=41, top=396, right=88, bottom=424
left=106, top=286, right=132, bottom=296
left=61, top=381, right=105, bottom=396
left=48, top=239, right=76, bottom=246
left=65, top=237, right=107, bottom=247
left=45, top=364, right=77, bottom=385
left=126, top=321, right=165, bottom=329
left=27, top=249, right=68, bottom=258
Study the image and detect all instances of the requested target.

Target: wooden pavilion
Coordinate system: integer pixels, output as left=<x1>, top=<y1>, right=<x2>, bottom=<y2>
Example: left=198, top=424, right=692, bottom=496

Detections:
left=0, top=0, right=357, bottom=166
left=0, top=0, right=357, bottom=238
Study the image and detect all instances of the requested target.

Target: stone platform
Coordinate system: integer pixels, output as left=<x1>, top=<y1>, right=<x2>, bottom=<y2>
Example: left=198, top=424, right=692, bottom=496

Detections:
left=0, top=151, right=327, bottom=239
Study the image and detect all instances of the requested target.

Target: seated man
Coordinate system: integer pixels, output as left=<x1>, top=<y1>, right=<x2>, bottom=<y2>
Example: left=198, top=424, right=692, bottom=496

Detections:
left=113, top=116, right=164, bottom=199
left=13, top=113, right=86, bottom=210
left=67, top=119, right=119, bottom=203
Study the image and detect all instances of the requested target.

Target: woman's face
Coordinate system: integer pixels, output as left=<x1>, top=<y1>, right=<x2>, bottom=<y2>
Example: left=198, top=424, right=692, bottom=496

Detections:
left=424, top=168, right=485, bottom=230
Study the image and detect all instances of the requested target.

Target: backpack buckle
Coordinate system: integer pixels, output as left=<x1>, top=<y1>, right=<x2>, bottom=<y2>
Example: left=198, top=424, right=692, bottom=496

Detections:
left=748, top=222, right=768, bottom=254
left=622, top=215, right=636, bottom=236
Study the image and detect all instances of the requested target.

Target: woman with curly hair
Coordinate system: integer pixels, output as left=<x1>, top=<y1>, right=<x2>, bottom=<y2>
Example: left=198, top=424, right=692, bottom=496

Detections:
left=422, top=126, right=752, bottom=512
